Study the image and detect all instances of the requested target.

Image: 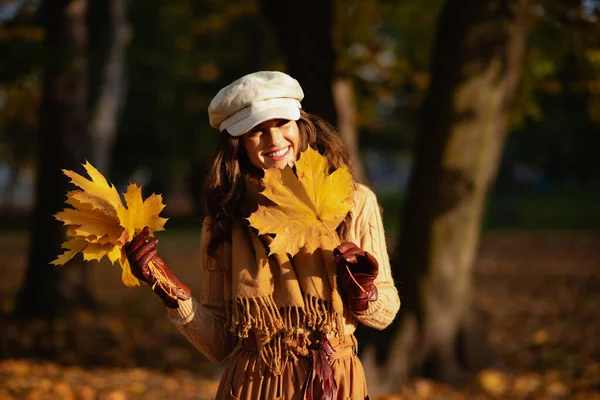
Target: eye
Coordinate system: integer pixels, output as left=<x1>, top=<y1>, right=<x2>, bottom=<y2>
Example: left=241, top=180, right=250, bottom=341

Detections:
left=247, top=128, right=261, bottom=138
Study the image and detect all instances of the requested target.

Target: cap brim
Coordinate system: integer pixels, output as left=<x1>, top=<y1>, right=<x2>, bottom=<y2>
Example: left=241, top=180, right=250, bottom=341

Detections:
left=224, top=107, right=301, bottom=137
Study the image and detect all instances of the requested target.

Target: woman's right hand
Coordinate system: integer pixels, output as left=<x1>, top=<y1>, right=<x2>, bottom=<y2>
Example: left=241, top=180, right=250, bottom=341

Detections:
left=126, top=227, right=191, bottom=309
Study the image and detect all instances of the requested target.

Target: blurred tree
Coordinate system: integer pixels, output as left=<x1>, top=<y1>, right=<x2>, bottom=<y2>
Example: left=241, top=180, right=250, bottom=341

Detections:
left=0, top=7, right=43, bottom=210
left=88, top=0, right=128, bottom=175
left=358, top=0, right=532, bottom=387
left=14, top=0, right=95, bottom=319
left=506, top=0, right=600, bottom=188
left=259, top=0, right=337, bottom=123
left=335, top=0, right=443, bottom=155
left=259, top=0, right=365, bottom=180
left=113, top=0, right=280, bottom=216
left=0, top=79, right=39, bottom=211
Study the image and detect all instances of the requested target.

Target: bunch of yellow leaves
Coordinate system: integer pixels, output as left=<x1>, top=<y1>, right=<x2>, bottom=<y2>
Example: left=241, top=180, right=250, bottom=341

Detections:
left=52, top=161, right=169, bottom=290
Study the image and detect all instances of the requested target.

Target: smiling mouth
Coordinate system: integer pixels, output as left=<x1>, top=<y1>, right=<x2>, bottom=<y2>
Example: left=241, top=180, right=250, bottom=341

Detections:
left=265, top=147, right=290, bottom=160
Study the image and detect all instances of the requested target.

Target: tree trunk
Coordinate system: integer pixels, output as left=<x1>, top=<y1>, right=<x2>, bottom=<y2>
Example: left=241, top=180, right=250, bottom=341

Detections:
left=358, top=0, right=530, bottom=390
left=14, top=0, right=94, bottom=319
left=259, top=0, right=365, bottom=180
left=89, top=0, right=127, bottom=175
left=332, top=76, right=365, bottom=181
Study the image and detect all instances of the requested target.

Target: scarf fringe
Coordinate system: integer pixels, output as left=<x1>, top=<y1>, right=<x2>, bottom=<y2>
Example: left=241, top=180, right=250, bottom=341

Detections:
left=229, top=296, right=283, bottom=341
left=228, top=293, right=343, bottom=375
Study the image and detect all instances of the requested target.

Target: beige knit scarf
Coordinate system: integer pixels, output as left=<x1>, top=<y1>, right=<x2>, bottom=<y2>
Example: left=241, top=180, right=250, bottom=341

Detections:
left=227, top=221, right=346, bottom=375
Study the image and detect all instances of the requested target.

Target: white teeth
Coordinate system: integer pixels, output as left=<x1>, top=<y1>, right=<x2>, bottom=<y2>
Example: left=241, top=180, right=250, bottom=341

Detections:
left=266, top=147, right=289, bottom=158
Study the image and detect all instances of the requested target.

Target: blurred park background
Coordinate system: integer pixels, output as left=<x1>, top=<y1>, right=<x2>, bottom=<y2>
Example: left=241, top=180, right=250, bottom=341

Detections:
left=1, top=0, right=600, bottom=399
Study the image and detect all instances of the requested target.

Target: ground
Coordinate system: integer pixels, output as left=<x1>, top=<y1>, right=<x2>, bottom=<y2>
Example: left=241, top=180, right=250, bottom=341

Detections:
left=0, top=230, right=599, bottom=399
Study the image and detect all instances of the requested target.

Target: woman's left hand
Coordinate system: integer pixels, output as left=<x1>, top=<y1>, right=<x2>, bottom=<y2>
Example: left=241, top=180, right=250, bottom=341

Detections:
left=126, top=227, right=191, bottom=309
left=334, top=242, right=379, bottom=312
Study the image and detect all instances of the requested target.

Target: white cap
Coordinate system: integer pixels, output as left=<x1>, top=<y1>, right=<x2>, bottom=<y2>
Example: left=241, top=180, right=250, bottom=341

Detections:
left=208, top=71, right=304, bottom=137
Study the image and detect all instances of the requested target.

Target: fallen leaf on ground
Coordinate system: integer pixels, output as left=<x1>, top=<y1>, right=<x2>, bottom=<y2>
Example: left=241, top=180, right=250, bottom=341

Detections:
left=477, top=368, right=509, bottom=397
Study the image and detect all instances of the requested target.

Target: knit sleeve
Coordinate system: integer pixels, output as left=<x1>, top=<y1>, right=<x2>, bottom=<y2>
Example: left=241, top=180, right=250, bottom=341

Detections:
left=352, top=186, right=401, bottom=329
left=166, top=219, right=237, bottom=362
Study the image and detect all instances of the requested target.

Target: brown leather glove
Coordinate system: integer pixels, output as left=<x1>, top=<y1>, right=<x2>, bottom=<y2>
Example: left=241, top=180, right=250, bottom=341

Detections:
left=126, top=226, right=191, bottom=309
left=334, top=242, right=378, bottom=313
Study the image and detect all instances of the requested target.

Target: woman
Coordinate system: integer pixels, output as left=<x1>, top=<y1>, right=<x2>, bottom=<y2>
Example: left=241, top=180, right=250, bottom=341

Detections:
left=126, top=71, right=400, bottom=399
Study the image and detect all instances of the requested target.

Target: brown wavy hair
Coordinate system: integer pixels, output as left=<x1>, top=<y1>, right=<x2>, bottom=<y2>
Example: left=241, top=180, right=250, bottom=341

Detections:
left=203, top=110, right=356, bottom=257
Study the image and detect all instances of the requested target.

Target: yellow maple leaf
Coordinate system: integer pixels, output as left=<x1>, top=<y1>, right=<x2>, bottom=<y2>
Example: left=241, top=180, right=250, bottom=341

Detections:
left=63, top=161, right=123, bottom=210
left=118, top=183, right=167, bottom=243
left=54, top=207, right=123, bottom=242
left=68, top=190, right=117, bottom=216
left=118, top=255, right=139, bottom=287
left=52, top=161, right=170, bottom=292
left=247, top=147, right=354, bottom=256
left=52, top=238, right=88, bottom=266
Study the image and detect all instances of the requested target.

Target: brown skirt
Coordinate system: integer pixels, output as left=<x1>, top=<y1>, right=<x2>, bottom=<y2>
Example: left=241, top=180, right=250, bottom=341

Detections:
left=215, top=334, right=368, bottom=399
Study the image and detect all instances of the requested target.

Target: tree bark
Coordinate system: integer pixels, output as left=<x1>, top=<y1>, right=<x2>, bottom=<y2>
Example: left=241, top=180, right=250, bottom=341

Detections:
left=14, top=0, right=94, bottom=319
left=259, top=0, right=365, bottom=180
left=357, top=0, right=531, bottom=390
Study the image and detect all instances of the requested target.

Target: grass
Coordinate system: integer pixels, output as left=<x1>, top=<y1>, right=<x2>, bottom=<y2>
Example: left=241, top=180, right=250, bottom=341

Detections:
left=374, top=188, right=600, bottom=237
left=485, top=188, right=600, bottom=230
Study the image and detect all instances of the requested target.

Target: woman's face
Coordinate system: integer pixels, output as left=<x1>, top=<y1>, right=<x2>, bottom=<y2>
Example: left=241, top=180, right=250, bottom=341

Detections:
left=241, top=119, right=301, bottom=170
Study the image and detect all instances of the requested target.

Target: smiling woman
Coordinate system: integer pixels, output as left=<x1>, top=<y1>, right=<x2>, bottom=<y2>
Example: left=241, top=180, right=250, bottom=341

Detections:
left=124, top=71, right=400, bottom=400
left=242, top=118, right=300, bottom=170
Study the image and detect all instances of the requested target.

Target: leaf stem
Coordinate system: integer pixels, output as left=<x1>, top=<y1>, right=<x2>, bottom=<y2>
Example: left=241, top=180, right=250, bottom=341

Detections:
left=147, top=259, right=180, bottom=300
left=320, top=220, right=367, bottom=294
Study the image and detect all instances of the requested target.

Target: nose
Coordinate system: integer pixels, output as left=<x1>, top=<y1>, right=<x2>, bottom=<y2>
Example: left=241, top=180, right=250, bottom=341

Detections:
left=265, top=126, right=285, bottom=146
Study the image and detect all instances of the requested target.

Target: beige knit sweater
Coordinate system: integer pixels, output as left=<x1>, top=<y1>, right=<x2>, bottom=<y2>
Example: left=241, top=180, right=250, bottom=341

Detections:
left=167, top=184, right=401, bottom=363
